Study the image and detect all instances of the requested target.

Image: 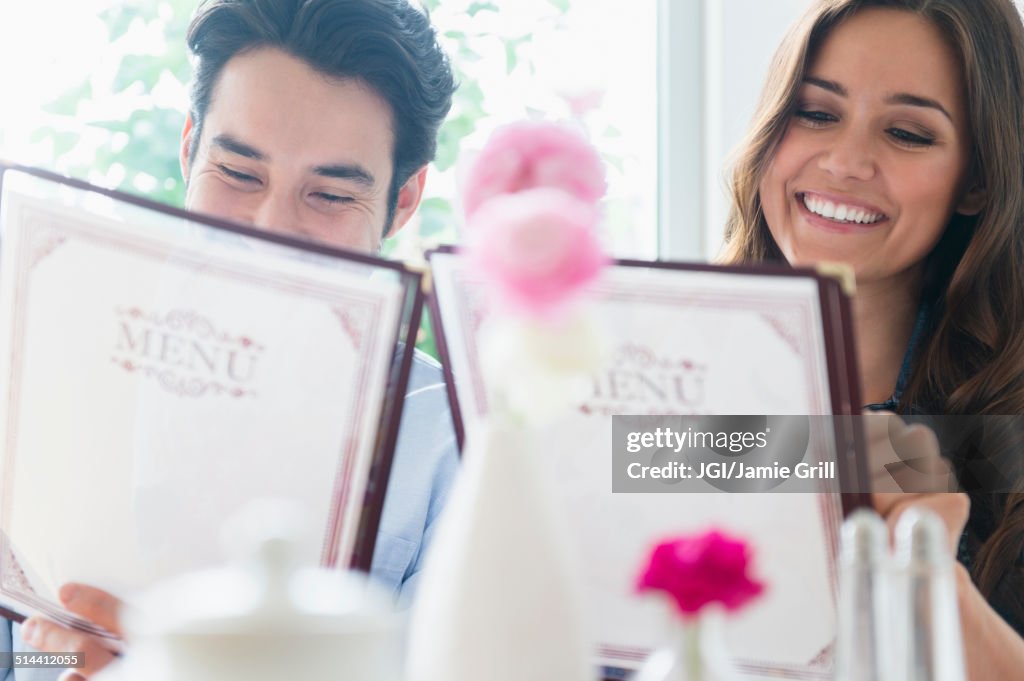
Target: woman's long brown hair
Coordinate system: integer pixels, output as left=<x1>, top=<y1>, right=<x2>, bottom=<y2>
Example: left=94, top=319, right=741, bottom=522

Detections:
left=721, top=0, right=1024, bottom=623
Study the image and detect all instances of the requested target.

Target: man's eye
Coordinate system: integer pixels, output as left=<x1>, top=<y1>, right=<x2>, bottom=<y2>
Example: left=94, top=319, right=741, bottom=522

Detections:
left=218, top=165, right=260, bottom=183
left=312, top=192, right=353, bottom=204
left=794, top=109, right=838, bottom=127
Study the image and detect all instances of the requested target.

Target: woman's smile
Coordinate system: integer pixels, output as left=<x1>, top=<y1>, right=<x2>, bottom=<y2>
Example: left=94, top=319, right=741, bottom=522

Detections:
left=795, top=190, right=890, bottom=234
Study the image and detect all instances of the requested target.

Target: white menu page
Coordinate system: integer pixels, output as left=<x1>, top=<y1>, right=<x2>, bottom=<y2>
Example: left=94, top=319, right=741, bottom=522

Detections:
left=430, top=250, right=854, bottom=679
left=0, top=169, right=411, bottom=631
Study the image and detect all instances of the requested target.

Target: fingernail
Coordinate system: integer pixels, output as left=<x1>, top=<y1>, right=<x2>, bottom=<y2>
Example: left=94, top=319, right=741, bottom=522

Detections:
left=21, top=619, right=35, bottom=643
left=59, top=583, right=77, bottom=603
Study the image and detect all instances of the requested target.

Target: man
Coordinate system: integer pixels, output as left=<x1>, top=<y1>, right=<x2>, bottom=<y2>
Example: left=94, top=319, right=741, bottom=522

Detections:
left=5, top=0, right=458, bottom=678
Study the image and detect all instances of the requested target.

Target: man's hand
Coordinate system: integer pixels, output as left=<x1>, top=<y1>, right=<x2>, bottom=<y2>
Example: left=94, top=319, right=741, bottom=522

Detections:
left=21, top=583, right=123, bottom=680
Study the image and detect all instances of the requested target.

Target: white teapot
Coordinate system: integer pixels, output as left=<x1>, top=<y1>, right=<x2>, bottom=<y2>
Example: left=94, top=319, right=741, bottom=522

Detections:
left=96, top=501, right=402, bottom=681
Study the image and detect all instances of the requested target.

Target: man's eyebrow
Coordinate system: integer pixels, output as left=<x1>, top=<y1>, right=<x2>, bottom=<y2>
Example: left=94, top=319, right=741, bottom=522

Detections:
left=312, top=163, right=376, bottom=187
left=210, top=135, right=377, bottom=185
left=211, top=134, right=266, bottom=160
left=803, top=77, right=953, bottom=122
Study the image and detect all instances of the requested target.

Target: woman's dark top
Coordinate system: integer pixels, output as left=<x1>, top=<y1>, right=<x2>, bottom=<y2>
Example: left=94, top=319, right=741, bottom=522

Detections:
left=865, top=302, right=1023, bottom=637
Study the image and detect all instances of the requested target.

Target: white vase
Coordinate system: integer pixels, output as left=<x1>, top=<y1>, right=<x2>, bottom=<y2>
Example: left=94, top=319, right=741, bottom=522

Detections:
left=406, top=416, right=592, bottom=681
left=632, top=609, right=742, bottom=681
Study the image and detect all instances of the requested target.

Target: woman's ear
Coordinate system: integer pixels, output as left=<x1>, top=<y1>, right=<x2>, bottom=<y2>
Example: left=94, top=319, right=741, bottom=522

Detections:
left=956, top=184, right=986, bottom=216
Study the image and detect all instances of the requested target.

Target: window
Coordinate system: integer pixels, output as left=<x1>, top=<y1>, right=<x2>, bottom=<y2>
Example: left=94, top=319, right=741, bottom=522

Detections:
left=0, top=0, right=658, bottom=260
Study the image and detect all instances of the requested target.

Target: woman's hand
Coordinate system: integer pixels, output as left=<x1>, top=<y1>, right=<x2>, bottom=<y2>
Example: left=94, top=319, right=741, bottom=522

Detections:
left=864, top=411, right=956, bottom=493
left=22, top=583, right=124, bottom=680
left=863, top=411, right=965, bottom=547
left=866, top=413, right=1024, bottom=680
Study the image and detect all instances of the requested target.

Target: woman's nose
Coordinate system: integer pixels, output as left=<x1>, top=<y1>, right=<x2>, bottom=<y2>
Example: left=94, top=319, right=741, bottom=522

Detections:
left=817, top=125, right=877, bottom=181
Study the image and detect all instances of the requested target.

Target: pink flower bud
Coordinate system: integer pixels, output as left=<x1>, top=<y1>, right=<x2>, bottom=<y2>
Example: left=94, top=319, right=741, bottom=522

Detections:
left=462, top=121, right=607, bottom=220
left=465, top=188, right=608, bottom=317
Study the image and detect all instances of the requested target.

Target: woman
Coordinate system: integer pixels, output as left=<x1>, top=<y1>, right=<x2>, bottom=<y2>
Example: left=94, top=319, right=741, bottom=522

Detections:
left=722, top=0, right=1024, bottom=677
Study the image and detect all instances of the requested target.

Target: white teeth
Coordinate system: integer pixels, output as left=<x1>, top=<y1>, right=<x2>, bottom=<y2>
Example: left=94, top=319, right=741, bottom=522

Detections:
left=802, top=194, right=883, bottom=224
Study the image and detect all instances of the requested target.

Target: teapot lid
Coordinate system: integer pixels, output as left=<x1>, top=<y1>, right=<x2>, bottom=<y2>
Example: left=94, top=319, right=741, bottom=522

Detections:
left=125, top=500, right=398, bottom=638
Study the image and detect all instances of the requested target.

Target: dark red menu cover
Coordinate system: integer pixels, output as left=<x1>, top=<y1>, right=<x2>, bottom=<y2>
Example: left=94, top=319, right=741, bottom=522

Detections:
left=427, top=246, right=869, bottom=679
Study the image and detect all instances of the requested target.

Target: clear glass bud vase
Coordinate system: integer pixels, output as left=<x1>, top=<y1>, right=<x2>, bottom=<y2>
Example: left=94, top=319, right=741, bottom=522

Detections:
left=633, top=609, right=742, bottom=681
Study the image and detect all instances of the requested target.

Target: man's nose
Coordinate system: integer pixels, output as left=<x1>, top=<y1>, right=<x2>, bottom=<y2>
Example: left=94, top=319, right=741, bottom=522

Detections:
left=248, top=192, right=305, bottom=238
left=817, top=125, right=877, bottom=181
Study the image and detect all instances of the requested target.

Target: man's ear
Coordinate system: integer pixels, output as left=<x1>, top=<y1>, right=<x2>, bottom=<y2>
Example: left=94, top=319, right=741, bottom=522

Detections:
left=388, top=165, right=428, bottom=237
left=956, top=184, right=986, bottom=216
left=179, top=114, right=195, bottom=183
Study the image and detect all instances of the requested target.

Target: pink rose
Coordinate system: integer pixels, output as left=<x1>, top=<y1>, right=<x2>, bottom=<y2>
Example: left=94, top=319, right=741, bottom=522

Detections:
left=464, top=188, right=608, bottom=317
left=637, top=530, right=765, bottom=618
left=462, top=121, right=607, bottom=220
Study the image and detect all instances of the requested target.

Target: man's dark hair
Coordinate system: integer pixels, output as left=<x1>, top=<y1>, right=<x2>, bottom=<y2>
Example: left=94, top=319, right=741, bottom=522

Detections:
left=186, top=0, right=455, bottom=227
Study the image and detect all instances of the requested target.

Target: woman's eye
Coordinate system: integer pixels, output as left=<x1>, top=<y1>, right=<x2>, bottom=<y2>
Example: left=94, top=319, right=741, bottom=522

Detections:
left=794, top=109, right=838, bottom=126
left=887, top=127, right=936, bottom=148
left=219, top=165, right=260, bottom=183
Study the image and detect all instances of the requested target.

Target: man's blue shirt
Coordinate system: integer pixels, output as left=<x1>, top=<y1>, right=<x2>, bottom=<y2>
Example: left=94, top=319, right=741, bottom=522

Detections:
left=371, top=350, right=459, bottom=606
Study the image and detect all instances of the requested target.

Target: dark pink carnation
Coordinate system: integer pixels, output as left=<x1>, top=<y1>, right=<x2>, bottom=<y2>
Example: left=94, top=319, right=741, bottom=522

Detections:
left=636, top=530, right=765, bottom=618
left=464, top=188, right=607, bottom=317
left=462, top=121, right=607, bottom=220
